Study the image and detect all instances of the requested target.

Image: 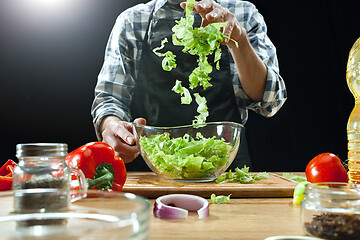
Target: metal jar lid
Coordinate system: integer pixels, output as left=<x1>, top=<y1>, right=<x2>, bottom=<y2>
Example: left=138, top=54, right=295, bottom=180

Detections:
left=16, top=143, right=68, bottom=157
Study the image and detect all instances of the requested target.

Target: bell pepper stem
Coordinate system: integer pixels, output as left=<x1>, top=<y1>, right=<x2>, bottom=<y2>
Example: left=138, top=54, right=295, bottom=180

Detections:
left=86, top=171, right=114, bottom=190
left=86, top=162, right=116, bottom=190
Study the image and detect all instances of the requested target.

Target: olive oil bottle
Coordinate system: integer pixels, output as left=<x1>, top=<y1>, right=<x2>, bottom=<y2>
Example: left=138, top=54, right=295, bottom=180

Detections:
left=347, top=37, right=360, bottom=183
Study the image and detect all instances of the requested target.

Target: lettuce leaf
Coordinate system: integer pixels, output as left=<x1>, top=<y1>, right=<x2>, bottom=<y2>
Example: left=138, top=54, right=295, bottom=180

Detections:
left=211, top=193, right=231, bottom=204
left=216, top=166, right=269, bottom=184
left=139, top=132, right=232, bottom=179
left=282, top=173, right=307, bottom=182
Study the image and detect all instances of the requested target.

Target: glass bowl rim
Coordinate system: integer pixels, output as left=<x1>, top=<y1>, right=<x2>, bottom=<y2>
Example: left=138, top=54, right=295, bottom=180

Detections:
left=0, top=189, right=151, bottom=238
left=132, top=121, right=244, bottom=130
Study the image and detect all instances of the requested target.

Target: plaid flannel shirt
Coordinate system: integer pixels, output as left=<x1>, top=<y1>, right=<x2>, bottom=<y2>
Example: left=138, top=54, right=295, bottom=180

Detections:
left=91, top=0, right=287, bottom=140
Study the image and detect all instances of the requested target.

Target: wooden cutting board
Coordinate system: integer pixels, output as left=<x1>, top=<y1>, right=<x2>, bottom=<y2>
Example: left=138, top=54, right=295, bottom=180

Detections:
left=122, top=172, right=299, bottom=198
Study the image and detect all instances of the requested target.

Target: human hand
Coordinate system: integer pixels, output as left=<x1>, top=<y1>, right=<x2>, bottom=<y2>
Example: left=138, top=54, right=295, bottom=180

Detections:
left=180, top=0, right=245, bottom=47
left=101, top=116, right=146, bottom=163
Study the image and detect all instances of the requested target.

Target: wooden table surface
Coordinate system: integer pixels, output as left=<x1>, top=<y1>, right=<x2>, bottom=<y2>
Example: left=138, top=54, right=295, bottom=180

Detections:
left=148, top=198, right=306, bottom=240
left=0, top=172, right=310, bottom=239
left=138, top=172, right=307, bottom=239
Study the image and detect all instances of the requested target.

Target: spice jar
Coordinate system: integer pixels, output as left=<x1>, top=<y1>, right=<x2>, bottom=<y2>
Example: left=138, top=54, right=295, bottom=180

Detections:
left=301, top=182, right=360, bottom=240
left=13, top=143, right=87, bottom=214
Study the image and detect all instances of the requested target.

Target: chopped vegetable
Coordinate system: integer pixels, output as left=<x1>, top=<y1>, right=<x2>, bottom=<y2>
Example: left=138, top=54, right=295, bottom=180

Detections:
left=0, top=159, right=17, bottom=191
left=210, top=193, right=231, bottom=204
left=153, top=0, right=238, bottom=125
left=152, top=38, right=177, bottom=71
left=140, top=132, right=232, bottom=179
left=292, top=181, right=309, bottom=205
left=216, top=166, right=269, bottom=184
left=65, top=142, right=127, bottom=192
left=153, top=194, right=209, bottom=219
left=282, top=173, right=307, bottom=182
left=172, top=80, right=192, bottom=104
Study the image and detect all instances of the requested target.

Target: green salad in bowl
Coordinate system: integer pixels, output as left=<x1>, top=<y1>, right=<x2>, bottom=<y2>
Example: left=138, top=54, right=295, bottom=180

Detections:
left=133, top=122, right=243, bottom=182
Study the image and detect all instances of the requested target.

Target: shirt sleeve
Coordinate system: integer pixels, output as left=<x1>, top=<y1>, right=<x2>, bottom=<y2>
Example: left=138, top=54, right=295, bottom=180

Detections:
left=232, top=2, right=287, bottom=118
left=91, top=12, right=136, bottom=140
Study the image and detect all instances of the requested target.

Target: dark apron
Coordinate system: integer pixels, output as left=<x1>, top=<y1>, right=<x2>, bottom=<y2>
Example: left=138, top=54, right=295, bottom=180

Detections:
left=126, top=2, right=251, bottom=171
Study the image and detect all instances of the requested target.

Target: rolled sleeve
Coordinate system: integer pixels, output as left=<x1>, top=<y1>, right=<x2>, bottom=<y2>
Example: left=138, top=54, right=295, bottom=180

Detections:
left=248, top=65, right=287, bottom=117
left=231, top=1, right=287, bottom=120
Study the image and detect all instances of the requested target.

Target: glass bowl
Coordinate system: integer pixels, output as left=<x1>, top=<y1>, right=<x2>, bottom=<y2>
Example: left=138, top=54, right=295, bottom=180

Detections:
left=0, top=189, right=150, bottom=240
left=133, top=121, right=243, bottom=182
left=301, top=182, right=360, bottom=240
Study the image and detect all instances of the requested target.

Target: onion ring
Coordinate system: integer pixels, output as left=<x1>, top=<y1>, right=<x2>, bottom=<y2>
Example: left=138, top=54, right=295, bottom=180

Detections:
left=153, top=194, right=209, bottom=219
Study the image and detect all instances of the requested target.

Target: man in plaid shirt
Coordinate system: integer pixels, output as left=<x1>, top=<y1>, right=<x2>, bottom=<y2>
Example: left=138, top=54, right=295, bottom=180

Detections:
left=91, top=0, right=287, bottom=170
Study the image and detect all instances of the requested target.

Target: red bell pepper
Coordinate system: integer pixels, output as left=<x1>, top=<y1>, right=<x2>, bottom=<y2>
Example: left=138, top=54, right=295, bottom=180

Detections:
left=0, top=159, right=17, bottom=191
left=65, top=142, right=127, bottom=192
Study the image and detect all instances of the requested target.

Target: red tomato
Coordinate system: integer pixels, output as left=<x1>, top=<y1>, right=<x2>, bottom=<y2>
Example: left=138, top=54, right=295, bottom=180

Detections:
left=305, top=153, right=348, bottom=183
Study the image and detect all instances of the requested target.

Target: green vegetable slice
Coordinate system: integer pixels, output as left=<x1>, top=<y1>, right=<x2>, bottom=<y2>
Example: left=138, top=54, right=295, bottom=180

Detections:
left=282, top=173, right=308, bottom=182
left=292, top=181, right=309, bottom=205
left=211, top=193, right=231, bottom=204
left=172, top=80, right=192, bottom=104
left=216, top=166, right=269, bottom=184
left=152, top=38, right=177, bottom=71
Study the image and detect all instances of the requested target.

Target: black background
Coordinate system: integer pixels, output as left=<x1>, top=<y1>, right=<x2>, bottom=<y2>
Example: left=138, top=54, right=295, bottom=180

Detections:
left=0, top=0, right=359, bottom=172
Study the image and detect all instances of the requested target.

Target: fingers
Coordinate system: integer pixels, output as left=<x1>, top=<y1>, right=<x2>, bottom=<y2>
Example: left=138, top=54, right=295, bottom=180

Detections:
left=104, top=132, right=139, bottom=163
left=101, top=117, right=149, bottom=163
left=181, top=0, right=214, bottom=20
left=114, top=144, right=140, bottom=163
left=180, top=2, right=186, bottom=9
left=103, top=130, right=139, bottom=163
left=222, top=13, right=236, bottom=44
left=134, top=117, right=146, bottom=125
left=101, top=119, right=138, bottom=162
left=195, top=0, right=222, bottom=21
left=181, top=0, right=237, bottom=39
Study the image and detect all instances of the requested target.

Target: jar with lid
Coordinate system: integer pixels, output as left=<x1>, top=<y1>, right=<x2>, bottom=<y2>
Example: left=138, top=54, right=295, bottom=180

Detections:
left=301, top=182, right=360, bottom=240
left=13, top=143, right=87, bottom=214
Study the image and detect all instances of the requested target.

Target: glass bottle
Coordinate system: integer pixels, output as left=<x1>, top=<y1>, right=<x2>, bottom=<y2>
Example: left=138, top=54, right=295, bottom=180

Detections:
left=13, top=143, right=87, bottom=214
left=347, top=37, right=360, bottom=183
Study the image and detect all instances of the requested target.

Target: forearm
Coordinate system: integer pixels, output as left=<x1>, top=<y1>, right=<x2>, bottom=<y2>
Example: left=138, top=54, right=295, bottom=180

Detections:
left=189, top=0, right=267, bottom=102
left=228, top=27, right=267, bottom=102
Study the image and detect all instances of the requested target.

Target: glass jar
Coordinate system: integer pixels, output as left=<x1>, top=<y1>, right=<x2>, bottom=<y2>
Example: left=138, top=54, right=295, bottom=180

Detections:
left=301, top=182, right=360, bottom=240
left=13, top=143, right=87, bottom=214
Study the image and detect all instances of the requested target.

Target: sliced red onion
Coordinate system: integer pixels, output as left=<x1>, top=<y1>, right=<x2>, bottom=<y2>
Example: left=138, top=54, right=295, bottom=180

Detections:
left=153, top=194, right=209, bottom=219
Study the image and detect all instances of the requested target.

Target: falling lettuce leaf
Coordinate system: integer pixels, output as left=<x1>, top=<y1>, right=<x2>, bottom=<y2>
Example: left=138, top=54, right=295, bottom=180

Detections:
left=153, top=0, right=238, bottom=125
left=172, top=80, right=192, bottom=104
left=152, top=38, right=177, bottom=71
